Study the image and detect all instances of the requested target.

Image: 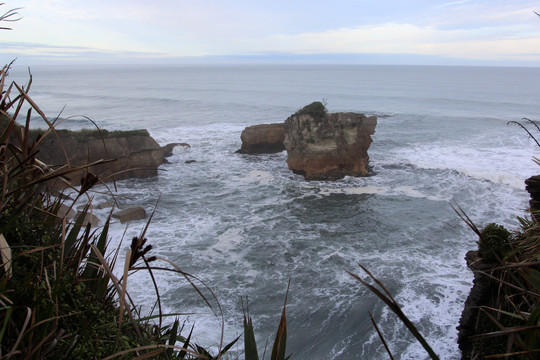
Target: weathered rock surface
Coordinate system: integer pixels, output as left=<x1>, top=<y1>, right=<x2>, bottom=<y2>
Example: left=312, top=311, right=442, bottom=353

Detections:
left=75, top=210, right=100, bottom=226
left=95, top=200, right=114, bottom=209
left=457, top=251, right=494, bottom=359
left=236, top=123, right=285, bottom=154
left=36, top=129, right=180, bottom=181
left=112, top=206, right=147, bottom=223
left=525, top=175, right=540, bottom=221
left=283, top=112, right=377, bottom=180
left=57, top=204, right=76, bottom=219
left=162, top=142, right=190, bottom=157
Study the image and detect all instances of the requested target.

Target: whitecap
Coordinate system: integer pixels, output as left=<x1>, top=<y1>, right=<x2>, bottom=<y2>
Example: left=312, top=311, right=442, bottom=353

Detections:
left=243, top=170, right=275, bottom=185
left=319, top=186, right=387, bottom=196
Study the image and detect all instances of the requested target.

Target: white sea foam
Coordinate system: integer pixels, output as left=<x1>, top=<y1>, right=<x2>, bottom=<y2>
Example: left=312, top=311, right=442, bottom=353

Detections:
left=242, top=170, right=275, bottom=185
left=319, top=186, right=387, bottom=196
left=22, top=64, right=540, bottom=359
left=209, top=227, right=244, bottom=261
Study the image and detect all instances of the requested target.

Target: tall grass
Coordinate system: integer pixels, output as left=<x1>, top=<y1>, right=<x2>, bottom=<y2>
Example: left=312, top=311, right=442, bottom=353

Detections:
left=0, top=63, right=240, bottom=359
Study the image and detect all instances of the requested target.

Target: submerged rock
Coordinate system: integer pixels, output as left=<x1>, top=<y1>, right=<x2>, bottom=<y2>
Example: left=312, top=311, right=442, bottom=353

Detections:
left=236, top=123, right=285, bottom=154
left=283, top=110, right=377, bottom=180
left=74, top=210, right=100, bottom=226
left=112, top=206, right=147, bottom=223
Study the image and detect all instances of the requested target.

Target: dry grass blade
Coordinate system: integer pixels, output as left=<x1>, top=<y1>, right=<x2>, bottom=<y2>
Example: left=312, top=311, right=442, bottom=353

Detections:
left=118, top=249, right=132, bottom=333
left=0, top=233, right=12, bottom=279
left=348, top=265, right=440, bottom=360
left=6, top=306, right=31, bottom=358
left=89, top=244, right=144, bottom=343
left=451, top=202, right=482, bottom=238
left=270, top=278, right=290, bottom=360
left=369, top=312, right=395, bottom=360
left=101, top=344, right=208, bottom=360
left=484, top=349, right=540, bottom=359
left=0, top=5, right=21, bottom=30
left=472, top=324, right=540, bottom=339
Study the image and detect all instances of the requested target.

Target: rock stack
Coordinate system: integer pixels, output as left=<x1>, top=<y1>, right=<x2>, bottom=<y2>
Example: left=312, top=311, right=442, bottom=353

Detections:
left=283, top=112, right=377, bottom=180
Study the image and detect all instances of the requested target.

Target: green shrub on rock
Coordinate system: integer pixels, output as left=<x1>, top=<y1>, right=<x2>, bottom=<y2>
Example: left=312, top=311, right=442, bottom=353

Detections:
left=294, top=101, right=328, bottom=123
left=479, top=223, right=512, bottom=263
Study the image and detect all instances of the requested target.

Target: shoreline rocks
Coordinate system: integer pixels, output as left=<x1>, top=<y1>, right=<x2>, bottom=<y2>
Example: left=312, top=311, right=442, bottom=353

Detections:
left=35, top=129, right=185, bottom=181
left=112, top=206, right=147, bottom=223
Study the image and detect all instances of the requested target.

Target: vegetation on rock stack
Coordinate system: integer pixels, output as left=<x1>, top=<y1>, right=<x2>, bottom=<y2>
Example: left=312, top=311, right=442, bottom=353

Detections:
left=292, top=101, right=327, bottom=123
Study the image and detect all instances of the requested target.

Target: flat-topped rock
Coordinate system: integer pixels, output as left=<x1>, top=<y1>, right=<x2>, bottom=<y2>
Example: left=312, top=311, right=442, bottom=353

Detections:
left=236, top=123, right=285, bottom=154
left=112, top=206, right=147, bottom=223
left=22, top=127, right=187, bottom=182
left=283, top=103, right=377, bottom=180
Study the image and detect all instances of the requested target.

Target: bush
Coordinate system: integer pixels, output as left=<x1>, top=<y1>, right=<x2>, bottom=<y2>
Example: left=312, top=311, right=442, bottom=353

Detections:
left=0, top=63, right=237, bottom=359
left=294, top=101, right=327, bottom=122
left=478, top=223, right=512, bottom=263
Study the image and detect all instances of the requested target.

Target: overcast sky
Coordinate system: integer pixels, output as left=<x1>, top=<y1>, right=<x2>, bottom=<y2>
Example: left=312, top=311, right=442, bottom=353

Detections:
left=1, top=0, right=540, bottom=65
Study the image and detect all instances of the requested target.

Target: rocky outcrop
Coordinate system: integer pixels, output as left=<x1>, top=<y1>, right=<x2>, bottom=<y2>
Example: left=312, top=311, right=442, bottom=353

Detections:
left=75, top=210, right=100, bottom=226
left=112, top=206, right=147, bottom=223
left=456, top=251, right=494, bottom=359
left=236, top=123, right=285, bottom=154
left=283, top=112, right=377, bottom=180
left=525, top=175, right=540, bottom=221
left=36, top=129, right=180, bottom=181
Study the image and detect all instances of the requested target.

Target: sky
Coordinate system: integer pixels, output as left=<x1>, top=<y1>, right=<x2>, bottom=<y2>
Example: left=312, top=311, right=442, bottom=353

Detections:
left=1, top=0, right=540, bottom=66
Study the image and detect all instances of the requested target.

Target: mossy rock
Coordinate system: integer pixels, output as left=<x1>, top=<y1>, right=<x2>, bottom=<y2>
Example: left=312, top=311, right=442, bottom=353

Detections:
left=294, top=101, right=328, bottom=123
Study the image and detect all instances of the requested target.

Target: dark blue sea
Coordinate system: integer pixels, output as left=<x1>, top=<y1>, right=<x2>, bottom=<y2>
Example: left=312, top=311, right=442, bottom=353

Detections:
left=9, top=64, right=540, bottom=359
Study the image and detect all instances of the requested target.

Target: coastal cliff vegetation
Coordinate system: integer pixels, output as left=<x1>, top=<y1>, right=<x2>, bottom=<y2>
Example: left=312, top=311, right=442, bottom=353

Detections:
left=0, top=63, right=243, bottom=359
left=1, top=5, right=539, bottom=357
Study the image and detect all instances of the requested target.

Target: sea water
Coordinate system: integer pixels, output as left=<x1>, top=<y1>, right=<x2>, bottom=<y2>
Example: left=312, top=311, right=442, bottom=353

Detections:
left=8, top=64, right=540, bottom=359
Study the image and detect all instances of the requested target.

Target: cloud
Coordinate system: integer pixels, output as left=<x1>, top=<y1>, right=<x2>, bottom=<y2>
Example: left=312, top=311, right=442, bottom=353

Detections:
left=230, top=21, right=540, bottom=61
left=3, top=0, right=540, bottom=65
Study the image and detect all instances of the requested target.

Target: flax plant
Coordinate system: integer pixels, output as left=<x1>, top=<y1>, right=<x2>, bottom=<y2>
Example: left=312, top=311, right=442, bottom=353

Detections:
left=0, top=63, right=237, bottom=359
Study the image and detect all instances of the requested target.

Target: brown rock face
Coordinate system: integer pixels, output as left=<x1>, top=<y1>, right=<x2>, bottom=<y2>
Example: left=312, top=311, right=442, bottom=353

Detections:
left=112, top=206, right=147, bottom=223
left=237, top=123, right=285, bottom=154
left=37, top=130, right=169, bottom=181
left=283, top=112, right=377, bottom=180
left=525, top=175, right=540, bottom=221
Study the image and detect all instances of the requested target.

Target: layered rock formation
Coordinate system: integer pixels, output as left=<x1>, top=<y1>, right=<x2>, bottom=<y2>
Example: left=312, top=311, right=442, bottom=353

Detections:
left=112, top=206, right=147, bottom=223
left=525, top=175, right=540, bottom=221
left=284, top=112, right=377, bottom=180
left=456, top=251, right=494, bottom=359
left=236, top=123, right=285, bottom=154
left=36, top=129, right=180, bottom=181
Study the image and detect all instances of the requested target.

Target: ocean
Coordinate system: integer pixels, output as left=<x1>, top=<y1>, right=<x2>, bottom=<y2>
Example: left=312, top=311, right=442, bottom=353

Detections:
left=8, top=64, right=540, bottom=359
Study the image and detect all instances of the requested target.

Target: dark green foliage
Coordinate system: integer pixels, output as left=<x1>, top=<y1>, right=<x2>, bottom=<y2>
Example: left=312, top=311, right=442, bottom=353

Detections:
left=479, top=223, right=512, bottom=263
left=294, top=101, right=327, bottom=123
left=0, top=63, right=230, bottom=359
left=243, top=281, right=291, bottom=360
